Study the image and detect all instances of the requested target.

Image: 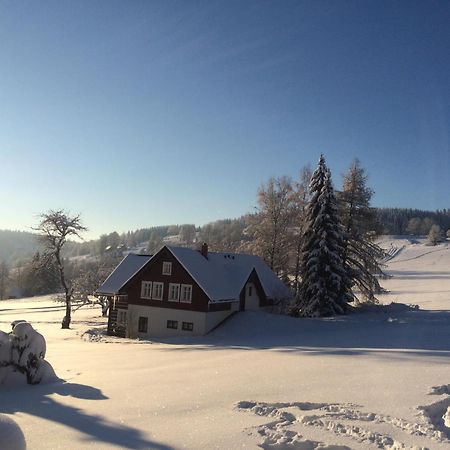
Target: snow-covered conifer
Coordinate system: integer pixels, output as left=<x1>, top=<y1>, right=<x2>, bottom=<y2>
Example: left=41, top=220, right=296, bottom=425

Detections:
left=293, top=155, right=352, bottom=316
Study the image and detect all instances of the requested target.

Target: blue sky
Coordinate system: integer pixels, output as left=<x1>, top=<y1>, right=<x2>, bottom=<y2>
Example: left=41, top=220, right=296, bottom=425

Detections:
left=0, top=0, right=449, bottom=239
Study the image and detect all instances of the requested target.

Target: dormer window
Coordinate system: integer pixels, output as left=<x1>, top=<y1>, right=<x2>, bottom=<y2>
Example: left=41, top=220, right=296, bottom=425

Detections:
left=162, top=261, right=172, bottom=275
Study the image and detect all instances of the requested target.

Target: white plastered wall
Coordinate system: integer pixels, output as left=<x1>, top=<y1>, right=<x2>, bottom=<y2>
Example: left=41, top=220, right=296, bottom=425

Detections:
left=126, top=304, right=236, bottom=338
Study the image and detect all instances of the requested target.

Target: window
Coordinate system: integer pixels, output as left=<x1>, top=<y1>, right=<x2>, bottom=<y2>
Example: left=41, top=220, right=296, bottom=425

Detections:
left=152, top=282, right=164, bottom=300
left=162, top=261, right=172, bottom=275
left=182, top=321, right=193, bottom=331
left=168, top=283, right=180, bottom=302
left=138, top=316, right=148, bottom=333
left=248, top=285, right=253, bottom=296
left=167, top=320, right=178, bottom=329
left=117, top=309, right=127, bottom=325
left=141, top=281, right=152, bottom=299
left=180, top=284, right=192, bottom=303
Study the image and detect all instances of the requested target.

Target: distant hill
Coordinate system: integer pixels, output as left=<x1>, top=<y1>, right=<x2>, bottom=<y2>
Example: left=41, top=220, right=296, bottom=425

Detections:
left=1, top=208, right=449, bottom=266
left=0, top=230, right=41, bottom=264
left=376, top=208, right=450, bottom=235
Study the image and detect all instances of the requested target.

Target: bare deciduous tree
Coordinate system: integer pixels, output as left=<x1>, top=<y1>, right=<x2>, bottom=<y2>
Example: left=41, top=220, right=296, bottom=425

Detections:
left=71, top=262, right=113, bottom=316
left=0, top=260, right=9, bottom=300
left=291, top=165, right=312, bottom=295
left=427, top=224, right=442, bottom=246
left=339, top=159, right=385, bottom=302
left=251, top=176, right=294, bottom=275
left=34, top=210, right=87, bottom=329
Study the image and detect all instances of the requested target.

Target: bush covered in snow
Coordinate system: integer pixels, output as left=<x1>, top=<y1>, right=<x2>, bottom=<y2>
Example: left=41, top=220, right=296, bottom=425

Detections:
left=0, top=321, right=57, bottom=385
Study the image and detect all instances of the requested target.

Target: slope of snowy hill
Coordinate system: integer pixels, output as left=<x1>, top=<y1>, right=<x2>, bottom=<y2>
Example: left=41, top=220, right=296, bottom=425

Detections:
left=0, top=237, right=449, bottom=449
left=379, top=236, right=450, bottom=310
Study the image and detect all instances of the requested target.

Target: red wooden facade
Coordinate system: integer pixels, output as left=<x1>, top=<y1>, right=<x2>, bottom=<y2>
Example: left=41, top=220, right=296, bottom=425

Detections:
left=122, top=247, right=211, bottom=312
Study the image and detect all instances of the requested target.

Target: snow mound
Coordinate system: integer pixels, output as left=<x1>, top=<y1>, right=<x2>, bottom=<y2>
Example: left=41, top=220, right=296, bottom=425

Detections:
left=416, top=385, right=450, bottom=441
left=0, top=414, right=26, bottom=450
left=443, top=407, right=450, bottom=428
left=0, top=321, right=58, bottom=386
left=353, top=302, right=420, bottom=314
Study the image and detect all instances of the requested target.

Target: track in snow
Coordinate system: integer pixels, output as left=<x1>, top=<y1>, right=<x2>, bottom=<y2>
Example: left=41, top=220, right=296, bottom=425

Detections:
left=388, top=247, right=449, bottom=264
left=236, top=386, right=450, bottom=449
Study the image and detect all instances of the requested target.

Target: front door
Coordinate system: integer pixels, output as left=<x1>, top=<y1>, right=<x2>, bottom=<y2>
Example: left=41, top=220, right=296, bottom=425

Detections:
left=244, top=283, right=260, bottom=310
left=138, top=316, right=148, bottom=334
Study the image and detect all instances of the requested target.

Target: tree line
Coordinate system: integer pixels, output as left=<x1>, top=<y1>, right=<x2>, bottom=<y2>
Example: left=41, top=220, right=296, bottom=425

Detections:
left=1, top=158, right=449, bottom=312
left=2, top=207, right=448, bottom=268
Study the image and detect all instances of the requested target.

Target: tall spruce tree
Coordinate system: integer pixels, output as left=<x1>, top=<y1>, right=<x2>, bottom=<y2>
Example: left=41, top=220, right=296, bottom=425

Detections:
left=293, top=155, right=352, bottom=317
left=339, top=159, right=385, bottom=302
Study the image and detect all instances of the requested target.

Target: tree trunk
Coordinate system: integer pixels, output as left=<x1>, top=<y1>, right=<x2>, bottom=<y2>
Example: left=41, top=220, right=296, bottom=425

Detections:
left=56, top=250, right=71, bottom=329
left=62, top=292, right=71, bottom=328
left=293, top=238, right=302, bottom=296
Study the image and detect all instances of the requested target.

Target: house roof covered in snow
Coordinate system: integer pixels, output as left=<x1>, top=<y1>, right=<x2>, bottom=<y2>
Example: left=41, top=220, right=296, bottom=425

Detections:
left=96, top=254, right=153, bottom=295
left=96, top=246, right=291, bottom=302
left=166, top=246, right=291, bottom=302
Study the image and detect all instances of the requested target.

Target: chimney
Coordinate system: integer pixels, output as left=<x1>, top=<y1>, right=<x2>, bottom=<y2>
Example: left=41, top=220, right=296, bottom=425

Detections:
left=200, top=242, right=208, bottom=259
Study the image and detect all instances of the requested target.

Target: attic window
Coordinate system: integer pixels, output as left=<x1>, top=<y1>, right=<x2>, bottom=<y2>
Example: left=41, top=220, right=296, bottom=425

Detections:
left=162, top=262, right=172, bottom=275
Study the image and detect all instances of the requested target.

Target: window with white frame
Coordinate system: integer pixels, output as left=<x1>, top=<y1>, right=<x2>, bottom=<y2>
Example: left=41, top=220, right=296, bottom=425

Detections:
left=180, top=284, right=192, bottom=303
left=152, top=282, right=164, bottom=300
left=182, top=321, right=193, bottom=331
left=141, top=281, right=152, bottom=299
left=117, top=309, right=127, bottom=325
left=162, top=261, right=172, bottom=275
left=168, top=283, right=180, bottom=302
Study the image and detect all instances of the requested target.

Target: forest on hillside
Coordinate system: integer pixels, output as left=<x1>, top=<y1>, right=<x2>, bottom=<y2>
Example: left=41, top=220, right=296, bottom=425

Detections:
left=1, top=159, right=449, bottom=303
left=2, top=207, right=449, bottom=266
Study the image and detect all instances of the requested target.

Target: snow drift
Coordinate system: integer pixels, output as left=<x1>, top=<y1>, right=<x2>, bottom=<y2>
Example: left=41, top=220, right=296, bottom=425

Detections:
left=0, top=414, right=26, bottom=450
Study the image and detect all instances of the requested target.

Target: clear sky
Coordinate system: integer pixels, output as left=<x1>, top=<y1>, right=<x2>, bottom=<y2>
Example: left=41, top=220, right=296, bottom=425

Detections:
left=1, top=0, right=449, bottom=239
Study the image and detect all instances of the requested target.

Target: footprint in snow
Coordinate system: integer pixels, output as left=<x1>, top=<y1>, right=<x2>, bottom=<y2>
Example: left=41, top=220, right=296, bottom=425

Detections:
left=236, top=386, right=450, bottom=450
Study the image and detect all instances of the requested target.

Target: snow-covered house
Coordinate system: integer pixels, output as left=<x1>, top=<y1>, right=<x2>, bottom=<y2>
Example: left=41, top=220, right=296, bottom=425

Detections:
left=96, top=244, right=291, bottom=338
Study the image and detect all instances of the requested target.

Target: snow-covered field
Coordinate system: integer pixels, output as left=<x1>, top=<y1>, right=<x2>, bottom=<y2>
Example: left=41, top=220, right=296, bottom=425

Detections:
left=1, top=237, right=450, bottom=449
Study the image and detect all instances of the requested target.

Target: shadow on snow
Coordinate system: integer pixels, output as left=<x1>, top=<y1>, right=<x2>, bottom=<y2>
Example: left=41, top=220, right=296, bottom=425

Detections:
left=151, top=307, right=450, bottom=359
left=0, top=380, right=173, bottom=450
